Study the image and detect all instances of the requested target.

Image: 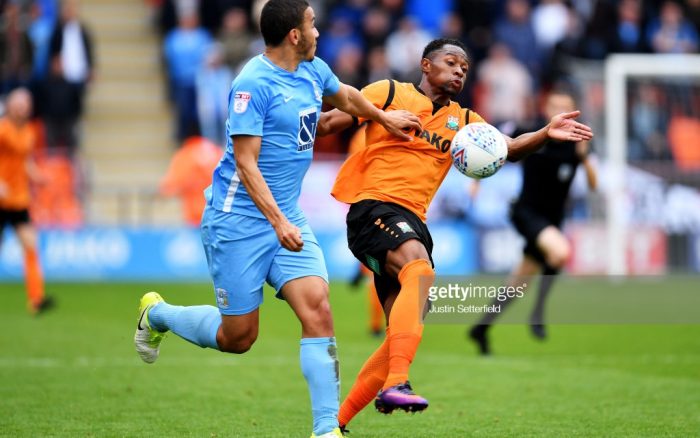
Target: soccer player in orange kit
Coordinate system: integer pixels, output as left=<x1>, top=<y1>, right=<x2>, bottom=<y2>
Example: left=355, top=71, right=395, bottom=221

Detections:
left=0, top=88, right=54, bottom=314
left=317, top=38, right=593, bottom=430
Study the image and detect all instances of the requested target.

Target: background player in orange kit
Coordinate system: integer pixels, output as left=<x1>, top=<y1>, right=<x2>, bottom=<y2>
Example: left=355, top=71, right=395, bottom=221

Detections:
left=0, top=88, right=54, bottom=315
left=317, top=38, right=593, bottom=431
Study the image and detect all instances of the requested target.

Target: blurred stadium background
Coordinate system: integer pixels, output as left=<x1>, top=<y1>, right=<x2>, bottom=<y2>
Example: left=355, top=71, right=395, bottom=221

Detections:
left=1, top=0, right=699, bottom=436
left=2, top=0, right=700, bottom=279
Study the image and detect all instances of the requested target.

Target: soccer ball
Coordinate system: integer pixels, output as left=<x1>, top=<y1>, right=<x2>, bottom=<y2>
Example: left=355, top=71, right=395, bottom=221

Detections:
left=450, top=122, right=508, bottom=179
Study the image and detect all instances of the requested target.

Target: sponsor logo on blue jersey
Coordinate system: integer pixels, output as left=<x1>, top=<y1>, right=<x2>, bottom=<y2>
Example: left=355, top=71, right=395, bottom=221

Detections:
left=298, top=107, right=318, bottom=152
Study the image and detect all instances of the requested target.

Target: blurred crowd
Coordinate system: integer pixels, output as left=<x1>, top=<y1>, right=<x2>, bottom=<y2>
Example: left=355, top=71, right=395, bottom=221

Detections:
left=0, top=0, right=89, bottom=226
left=2, top=0, right=700, bottom=228
left=148, top=0, right=700, bottom=153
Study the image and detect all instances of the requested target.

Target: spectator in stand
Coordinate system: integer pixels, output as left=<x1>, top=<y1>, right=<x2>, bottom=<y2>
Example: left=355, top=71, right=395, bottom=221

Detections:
left=45, top=0, right=94, bottom=156
left=647, top=0, right=699, bottom=54
left=196, top=43, right=232, bottom=145
left=440, top=12, right=466, bottom=43
left=333, top=43, right=364, bottom=90
left=27, top=1, right=55, bottom=100
left=544, top=8, right=585, bottom=86
left=366, top=46, right=390, bottom=84
left=405, top=0, right=451, bottom=35
left=532, top=0, right=569, bottom=52
left=385, top=16, right=433, bottom=83
left=494, top=0, right=540, bottom=78
left=361, top=7, right=392, bottom=50
left=608, top=0, right=648, bottom=54
left=218, top=7, right=253, bottom=72
left=317, top=14, right=363, bottom=69
left=476, top=42, right=533, bottom=126
left=0, top=2, right=34, bottom=94
left=163, top=9, right=213, bottom=141
left=629, top=83, right=670, bottom=160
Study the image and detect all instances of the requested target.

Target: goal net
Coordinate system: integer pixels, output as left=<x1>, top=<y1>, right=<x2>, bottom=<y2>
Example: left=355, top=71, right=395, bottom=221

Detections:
left=605, top=54, right=700, bottom=275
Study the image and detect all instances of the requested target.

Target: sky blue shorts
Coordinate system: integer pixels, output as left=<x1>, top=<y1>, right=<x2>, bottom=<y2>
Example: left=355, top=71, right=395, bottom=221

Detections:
left=200, top=205, right=328, bottom=315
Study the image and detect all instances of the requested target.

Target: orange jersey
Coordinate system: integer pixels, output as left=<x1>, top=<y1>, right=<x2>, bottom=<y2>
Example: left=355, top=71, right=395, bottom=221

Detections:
left=332, top=80, right=485, bottom=221
left=0, top=117, right=35, bottom=210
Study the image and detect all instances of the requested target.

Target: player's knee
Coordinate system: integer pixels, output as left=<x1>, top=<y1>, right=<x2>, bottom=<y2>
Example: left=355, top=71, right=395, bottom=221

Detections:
left=299, top=286, right=333, bottom=335
left=546, top=241, right=571, bottom=269
left=218, top=328, right=258, bottom=354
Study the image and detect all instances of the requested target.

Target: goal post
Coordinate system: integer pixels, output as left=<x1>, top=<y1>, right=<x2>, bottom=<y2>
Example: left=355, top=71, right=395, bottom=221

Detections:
left=605, top=54, right=700, bottom=275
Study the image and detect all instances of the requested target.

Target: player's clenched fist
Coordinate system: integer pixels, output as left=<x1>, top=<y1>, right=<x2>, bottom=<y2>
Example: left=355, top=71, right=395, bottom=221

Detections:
left=274, top=220, right=304, bottom=252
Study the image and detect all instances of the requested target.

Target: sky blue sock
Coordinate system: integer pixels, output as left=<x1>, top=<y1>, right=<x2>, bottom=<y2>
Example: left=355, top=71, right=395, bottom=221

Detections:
left=149, top=303, right=220, bottom=350
left=300, top=337, right=339, bottom=435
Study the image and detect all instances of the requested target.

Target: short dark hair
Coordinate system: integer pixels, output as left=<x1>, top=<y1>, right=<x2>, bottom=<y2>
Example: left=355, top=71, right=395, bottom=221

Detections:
left=422, top=38, right=470, bottom=64
left=260, top=0, right=309, bottom=47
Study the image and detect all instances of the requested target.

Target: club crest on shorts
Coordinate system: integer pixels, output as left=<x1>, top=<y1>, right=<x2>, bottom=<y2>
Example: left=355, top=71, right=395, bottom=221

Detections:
left=396, top=221, right=414, bottom=233
left=216, top=288, right=229, bottom=307
left=233, top=91, right=251, bottom=113
left=446, top=115, right=459, bottom=131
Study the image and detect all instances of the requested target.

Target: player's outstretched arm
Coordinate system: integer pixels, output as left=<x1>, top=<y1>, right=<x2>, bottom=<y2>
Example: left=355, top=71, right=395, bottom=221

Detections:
left=505, top=111, right=594, bottom=162
left=233, top=135, right=303, bottom=252
left=323, top=83, right=421, bottom=140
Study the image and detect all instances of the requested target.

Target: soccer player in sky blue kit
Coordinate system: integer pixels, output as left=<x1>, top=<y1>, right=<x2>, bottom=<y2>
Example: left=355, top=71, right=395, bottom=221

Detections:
left=133, top=1, right=421, bottom=437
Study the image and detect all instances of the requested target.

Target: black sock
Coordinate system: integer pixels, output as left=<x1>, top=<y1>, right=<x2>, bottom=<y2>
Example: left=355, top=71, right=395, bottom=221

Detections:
left=531, top=266, right=558, bottom=325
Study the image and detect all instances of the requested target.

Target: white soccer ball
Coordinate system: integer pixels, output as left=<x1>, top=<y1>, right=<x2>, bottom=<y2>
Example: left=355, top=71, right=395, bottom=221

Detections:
left=450, top=122, right=508, bottom=179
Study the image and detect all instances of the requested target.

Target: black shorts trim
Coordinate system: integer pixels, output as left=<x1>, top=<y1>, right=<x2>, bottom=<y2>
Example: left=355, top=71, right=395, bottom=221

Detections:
left=509, top=204, right=560, bottom=265
left=0, top=208, right=30, bottom=228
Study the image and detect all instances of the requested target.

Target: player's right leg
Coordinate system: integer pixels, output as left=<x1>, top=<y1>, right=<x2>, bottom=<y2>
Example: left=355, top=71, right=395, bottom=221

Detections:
left=134, top=207, right=274, bottom=363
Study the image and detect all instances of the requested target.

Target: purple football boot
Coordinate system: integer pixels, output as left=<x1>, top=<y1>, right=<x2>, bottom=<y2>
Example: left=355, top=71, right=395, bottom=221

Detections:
left=374, top=381, right=429, bottom=414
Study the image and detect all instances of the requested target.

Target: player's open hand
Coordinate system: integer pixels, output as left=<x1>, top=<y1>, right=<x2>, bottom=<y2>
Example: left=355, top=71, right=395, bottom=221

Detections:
left=548, top=111, right=594, bottom=142
left=380, top=110, right=422, bottom=141
left=275, top=220, right=304, bottom=252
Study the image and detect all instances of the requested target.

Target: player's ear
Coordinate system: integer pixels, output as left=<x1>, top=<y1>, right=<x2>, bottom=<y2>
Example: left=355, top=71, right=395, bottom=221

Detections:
left=288, top=28, right=300, bottom=46
left=420, top=58, right=431, bottom=74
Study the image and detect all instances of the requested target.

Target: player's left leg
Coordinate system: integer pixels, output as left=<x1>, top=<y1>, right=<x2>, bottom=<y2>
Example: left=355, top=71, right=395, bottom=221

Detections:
left=374, top=239, right=434, bottom=413
left=469, top=254, right=541, bottom=354
left=14, top=221, right=53, bottom=314
left=270, top=225, right=341, bottom=438
left=339, top=277, right=398, bottom=429
left=530, top=226, right=571, bottom=338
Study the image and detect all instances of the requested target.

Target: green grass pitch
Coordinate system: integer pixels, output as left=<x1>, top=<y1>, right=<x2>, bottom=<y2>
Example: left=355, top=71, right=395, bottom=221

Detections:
left=1, top=279, right=699, bottom=437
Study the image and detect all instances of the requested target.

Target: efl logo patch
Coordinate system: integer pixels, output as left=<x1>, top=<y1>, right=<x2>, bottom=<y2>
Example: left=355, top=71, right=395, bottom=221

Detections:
left=233, top=91, right=251, bottom=113
left=396, top=221, right=414, bottom=233
left=297, top=107, right=318, bottom=151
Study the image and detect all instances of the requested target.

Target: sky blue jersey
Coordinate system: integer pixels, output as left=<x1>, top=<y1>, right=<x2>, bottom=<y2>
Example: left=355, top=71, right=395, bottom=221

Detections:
left=209, top=54, right=340, bottom=224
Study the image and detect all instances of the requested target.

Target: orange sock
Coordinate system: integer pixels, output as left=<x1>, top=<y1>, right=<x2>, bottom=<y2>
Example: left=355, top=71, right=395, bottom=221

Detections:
left=368, top=281, right=384, bottom=333
left=383, top=259, right=434, bottom=389
left=338, top=334, right=390, bottom=427
left=24, top=248, right=45, bottom=308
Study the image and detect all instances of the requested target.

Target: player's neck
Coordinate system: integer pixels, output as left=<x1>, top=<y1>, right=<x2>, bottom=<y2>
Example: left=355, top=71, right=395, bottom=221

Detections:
left=264, top=46, right=302, bottom=73
left=417, top=79, right=451, bottom=107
